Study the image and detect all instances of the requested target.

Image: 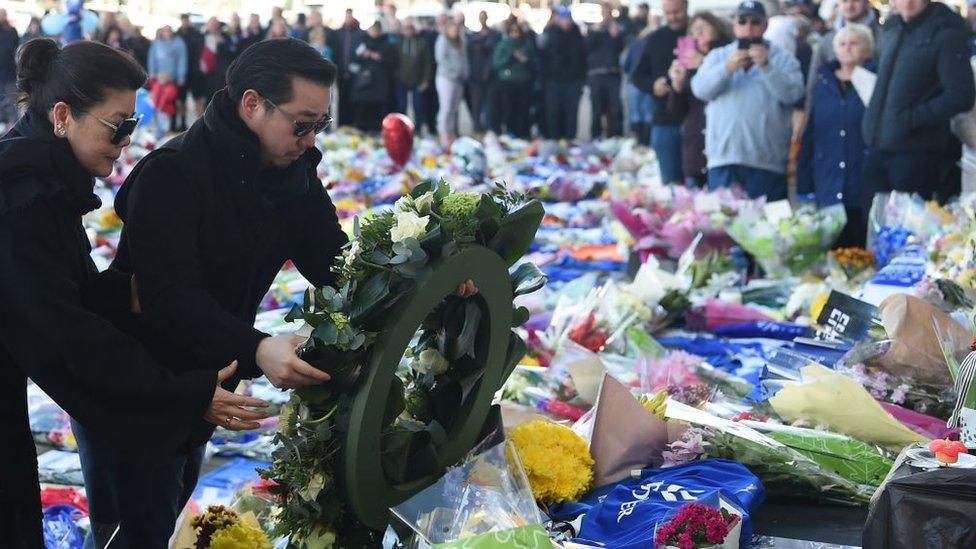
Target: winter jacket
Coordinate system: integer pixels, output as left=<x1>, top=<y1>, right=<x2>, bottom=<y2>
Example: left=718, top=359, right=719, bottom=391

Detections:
left=805, top=11, right=879, bottom=107
left=177, top=25, right=204, bottom=81
left=468, top=28, right=501, bottom=83
left=147, top=36, right=188, bottom=84
left=397, top=35, right=434, bottom=88
left=539, top=24, right=587, bottom=83
left=111, top=89, right=347, bottom=445
left=585, top=27, right=624, bottom=76
left=351, top=34, right=399, bottom=103
left=798, top=61, right=871, bottom=211
left=493, top=36, right=539, bottom=84
left=691, top=41, right=805, bottom=174
left=436, top=34, right=470, bottom=82
left=0, top=111, right=216, bottom=546
left=634, top=24, right=686, bottom=125
left=332, top=26, right=367, bottom=77
left=863, top=2, right=975, bottom=152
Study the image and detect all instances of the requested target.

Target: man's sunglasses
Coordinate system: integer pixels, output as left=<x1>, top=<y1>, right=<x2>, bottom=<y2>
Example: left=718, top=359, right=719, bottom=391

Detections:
left=738, top=17, right=764, bottom=26
left=264, top=97, right=333, bottom=137
left=82, top=111, right=142, bottom=144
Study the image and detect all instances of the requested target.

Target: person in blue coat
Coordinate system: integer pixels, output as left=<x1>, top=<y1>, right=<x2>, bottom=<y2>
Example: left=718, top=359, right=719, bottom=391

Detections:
left=798, top=23, right=875, bottom=247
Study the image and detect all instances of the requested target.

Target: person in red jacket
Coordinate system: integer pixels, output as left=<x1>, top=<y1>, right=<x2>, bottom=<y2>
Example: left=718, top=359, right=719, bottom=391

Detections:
left=150, top=72, right=179, bottom=135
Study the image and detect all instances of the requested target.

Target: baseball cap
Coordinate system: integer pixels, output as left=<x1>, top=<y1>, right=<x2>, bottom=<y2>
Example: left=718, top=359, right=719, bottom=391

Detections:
left=736, top=1, right=767, bottom=19
left=555, top=6, right=573, bottom=20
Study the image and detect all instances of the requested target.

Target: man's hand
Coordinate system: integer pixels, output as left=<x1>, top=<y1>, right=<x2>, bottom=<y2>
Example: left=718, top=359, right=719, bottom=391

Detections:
left=130, top=275, right=141, bottom=314
left=256, top=334, right=331, bottom=389
left=668, top=60, right=688, bottom=92
left=456, top=279, right=479, bottom=298
left=725, top=50, right=750, bottom=74
left=204, top=361, right=271, bottom=430
left=748, top=44, right=768, bottom=68
left=653, top=76, right=671, bottom=97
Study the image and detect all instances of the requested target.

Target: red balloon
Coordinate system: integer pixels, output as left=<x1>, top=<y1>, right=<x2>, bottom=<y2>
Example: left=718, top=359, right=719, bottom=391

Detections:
left=381, top=113, right=415, bottom=168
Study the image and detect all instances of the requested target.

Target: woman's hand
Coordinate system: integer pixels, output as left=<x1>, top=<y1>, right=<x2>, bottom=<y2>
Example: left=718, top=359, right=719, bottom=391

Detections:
left=456, top=279, right=479, bottom=298
left=204, top=361, right=271, bottom=430
left=668, top=60, right=687, bottom=92
left=684, top=50, right=704, bottom=70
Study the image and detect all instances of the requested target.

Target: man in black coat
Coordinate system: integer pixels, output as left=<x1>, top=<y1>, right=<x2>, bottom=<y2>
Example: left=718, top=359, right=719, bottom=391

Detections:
left=78, top=39, right=344, bottom=545
left=862, top=0, right=976, bottom=205
left=585, top=3, right=624, bottom=138
left=634, top=0, right=689, bottom=184
left=177, top=13, right=204, bottom=130
left=540, top=8, right=587, bottom=140
left=331, top=8, right=367, bottom=127
left=0, top=9, right=18, bottom=123
left=466, top=11, right=501, bottom=133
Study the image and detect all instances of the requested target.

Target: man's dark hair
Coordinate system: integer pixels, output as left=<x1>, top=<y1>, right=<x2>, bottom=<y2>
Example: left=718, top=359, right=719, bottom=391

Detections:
left=17, top=38, right=147, bottom=114
left=226, top=38, right=337, bottom=104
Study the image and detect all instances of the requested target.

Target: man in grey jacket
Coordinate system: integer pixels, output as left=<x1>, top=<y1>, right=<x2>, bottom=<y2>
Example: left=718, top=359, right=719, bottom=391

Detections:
left=691, top=1, right=804, bottom=199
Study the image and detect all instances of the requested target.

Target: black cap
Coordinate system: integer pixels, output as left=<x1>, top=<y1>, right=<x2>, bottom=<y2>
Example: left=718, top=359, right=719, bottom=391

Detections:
left=736, top=1, right=767, bottom=19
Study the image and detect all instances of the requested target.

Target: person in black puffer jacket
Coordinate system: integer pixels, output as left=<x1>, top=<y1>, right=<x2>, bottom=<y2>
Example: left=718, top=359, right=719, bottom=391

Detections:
left=539, top=7, right=587, bottom=140
left=862, top=0, right=975, bottom=206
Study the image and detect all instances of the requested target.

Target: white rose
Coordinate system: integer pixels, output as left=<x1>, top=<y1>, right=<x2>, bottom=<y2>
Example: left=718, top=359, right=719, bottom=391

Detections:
left=414, top=191, right=435, bottom=215
left=394, top=195, right=415, bottom=213
left=391, top=211, right=429, bottom=243
left=300, top=473, right=326, bottom=501
left=414, top=348, right=450, bottom=375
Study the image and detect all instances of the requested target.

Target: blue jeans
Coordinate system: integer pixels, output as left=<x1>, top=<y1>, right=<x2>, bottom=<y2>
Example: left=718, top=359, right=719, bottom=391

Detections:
left=708, top=164, right=788, bottom=201
left=652, top=124, right=683, bottom=184
left=73, top=419, right=205, bottom=549
left=395, top=82, right=426, bottom=130
left=626, top=82, right=653, bottom=125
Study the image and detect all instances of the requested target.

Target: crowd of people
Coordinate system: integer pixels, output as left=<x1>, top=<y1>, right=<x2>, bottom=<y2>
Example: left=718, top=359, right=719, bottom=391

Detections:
left=2, top=0, right=976, bottom=245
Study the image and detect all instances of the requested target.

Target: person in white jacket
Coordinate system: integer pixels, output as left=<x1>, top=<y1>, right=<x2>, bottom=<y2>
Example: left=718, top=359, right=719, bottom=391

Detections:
left=435, top=21, right=470, bottom=145
left=691, top=1, right=804, bottom=200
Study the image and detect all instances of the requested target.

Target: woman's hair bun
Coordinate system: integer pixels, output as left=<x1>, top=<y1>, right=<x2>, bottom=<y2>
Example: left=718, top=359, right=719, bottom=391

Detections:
left=16, top=38, right=61, bottom=100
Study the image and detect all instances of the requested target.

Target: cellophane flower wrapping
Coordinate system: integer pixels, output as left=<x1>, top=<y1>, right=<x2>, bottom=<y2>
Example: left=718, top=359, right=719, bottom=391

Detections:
left=867, top=192, right=951, bottom=267
left=390, top=441, right=546, bottom=546
left=728, top=203, right=846, bottom=278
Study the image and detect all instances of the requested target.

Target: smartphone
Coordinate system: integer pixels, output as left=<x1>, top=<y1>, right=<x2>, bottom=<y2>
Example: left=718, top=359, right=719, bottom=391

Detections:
left=737, top=37, right=763, bottom=49
left=675, top=36, right=698, bottom=68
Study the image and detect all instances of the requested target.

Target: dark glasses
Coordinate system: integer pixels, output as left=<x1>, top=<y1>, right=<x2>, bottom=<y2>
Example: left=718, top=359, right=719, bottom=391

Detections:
left=738, top=17, right=763, bottom=26
left=88, top=112, right=141, bottom=144
left=265, top=97, right=333, bottom=137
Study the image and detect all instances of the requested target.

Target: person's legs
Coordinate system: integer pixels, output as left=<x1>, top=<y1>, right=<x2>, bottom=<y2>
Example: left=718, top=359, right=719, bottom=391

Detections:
left=589, top=75, right=607, bottom=139
left=886, top=149, right=941, bottom=201
left=338, top=77, right=353, bottom=127
left=740, top=166, right=787, bottom=200
left=544, top=81, right=561, bottom=139
left=651, top=124, right=683, bottom=183
left=395, top=82, right=409, bottom=115
left=436, top=76, right=453, bottom=138
left=606, top=75, right=623, bottom=137
left=515, top=82, right=533, bottom=139
left=862, top=148, right=891, bottom=215
left=707, top=165, right=735, bottom=191
left=563, top=82, right=583, bottom=141
left=410, top=87, right=426, bottom=129
left=73, top=420, right=123, bottom=549
left=448, top=79, right=464, bottom=138
left=835, top=206, right=867, bottom=248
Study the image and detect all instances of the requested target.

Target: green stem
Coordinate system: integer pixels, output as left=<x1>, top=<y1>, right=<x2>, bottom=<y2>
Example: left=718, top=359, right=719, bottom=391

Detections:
left=302, top=405, right=339, bottom=426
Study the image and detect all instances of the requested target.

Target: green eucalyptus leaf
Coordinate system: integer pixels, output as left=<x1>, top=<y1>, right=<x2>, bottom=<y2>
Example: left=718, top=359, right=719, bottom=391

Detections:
left=349, top=271, right=392, bottom=322
left=510, top=262, right=547, bottom=297
left=447, top=301, right=481, bottom=360
left=284, top=304, right=304, bottom=323
left=367, top=250, right=392, bottom=265
left=295, top=384, right=333, bottom=405
left=312, top=322, right=339, bottom=345
left=353, top=216, right=361, bottom=237
left=410, top=181, right=432, bottom=199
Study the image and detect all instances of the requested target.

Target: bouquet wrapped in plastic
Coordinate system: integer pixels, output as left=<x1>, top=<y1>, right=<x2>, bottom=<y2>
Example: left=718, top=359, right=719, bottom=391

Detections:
left=728, top=202, right=846, bottom=278
left=390, top=441, right=550, bottom=548
left=867, top=192, right=950, bottom=267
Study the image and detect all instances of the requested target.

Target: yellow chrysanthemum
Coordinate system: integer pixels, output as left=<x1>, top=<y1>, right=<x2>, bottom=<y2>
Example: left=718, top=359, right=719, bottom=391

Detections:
left=99, top=209, right=122, bottom=229
left=208, top=520, right=271, bottom=549
left=510, top=420, right=593, bottom=504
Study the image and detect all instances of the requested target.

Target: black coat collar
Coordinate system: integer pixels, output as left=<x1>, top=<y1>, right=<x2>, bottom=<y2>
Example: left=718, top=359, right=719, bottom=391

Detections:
left=0, top=109, right=100, bottom=216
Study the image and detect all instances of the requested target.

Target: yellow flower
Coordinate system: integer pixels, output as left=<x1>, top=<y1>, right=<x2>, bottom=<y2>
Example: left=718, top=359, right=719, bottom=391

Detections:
left=510, top=420, right=593, bottom=504
left=958, top=269, right=976, bottom=289
left=98, top=209, right=122, bottom=229
left=208, top=520, right=271, bottom=549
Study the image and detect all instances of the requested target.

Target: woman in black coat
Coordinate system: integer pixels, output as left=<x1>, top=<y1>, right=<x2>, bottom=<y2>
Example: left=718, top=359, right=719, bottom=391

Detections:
left=350, top=22, right=399, bottom=132
left=0, top=39, right=267, bottom=548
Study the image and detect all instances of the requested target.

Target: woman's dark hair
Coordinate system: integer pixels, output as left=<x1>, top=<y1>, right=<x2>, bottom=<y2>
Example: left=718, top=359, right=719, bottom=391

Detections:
left=16, top=38, right=147, bottom=114
left=226, top=38, right=337, bottom=104
left=691, top=11, right=733, bottom=50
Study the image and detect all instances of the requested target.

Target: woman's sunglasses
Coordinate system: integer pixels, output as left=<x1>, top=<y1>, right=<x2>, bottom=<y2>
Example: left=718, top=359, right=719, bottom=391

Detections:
left=83, top=112, right=142, bottom=144
left=264, top=97, right=333, bottom=137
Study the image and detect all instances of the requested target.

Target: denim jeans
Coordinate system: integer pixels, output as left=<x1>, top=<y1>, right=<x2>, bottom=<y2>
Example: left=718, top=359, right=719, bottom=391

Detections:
left=544, top=81, right=583, bottom=140
left=651, top=124, right=684, bottom=184
left=395, top=82, right=427, bottom=130
left=708, top=164, right=788, bottom=201
left=73, top=419, right=205, bottom=548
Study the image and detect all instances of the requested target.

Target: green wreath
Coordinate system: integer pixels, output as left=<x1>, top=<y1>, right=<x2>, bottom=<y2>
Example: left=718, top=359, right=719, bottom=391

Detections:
left=260, top=181, right=546, bottom=546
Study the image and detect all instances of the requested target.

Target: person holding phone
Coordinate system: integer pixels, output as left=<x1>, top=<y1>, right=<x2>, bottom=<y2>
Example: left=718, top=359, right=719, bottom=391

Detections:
left=666, top=12, right=732, bottom=187
left=633, top=0, right=690, bottom=184
left=690, top=0, right=804, bottom=199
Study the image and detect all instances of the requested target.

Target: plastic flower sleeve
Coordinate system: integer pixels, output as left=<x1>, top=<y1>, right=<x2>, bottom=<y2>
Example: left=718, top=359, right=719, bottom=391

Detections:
left=390, top=441, right=546, bottom=547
